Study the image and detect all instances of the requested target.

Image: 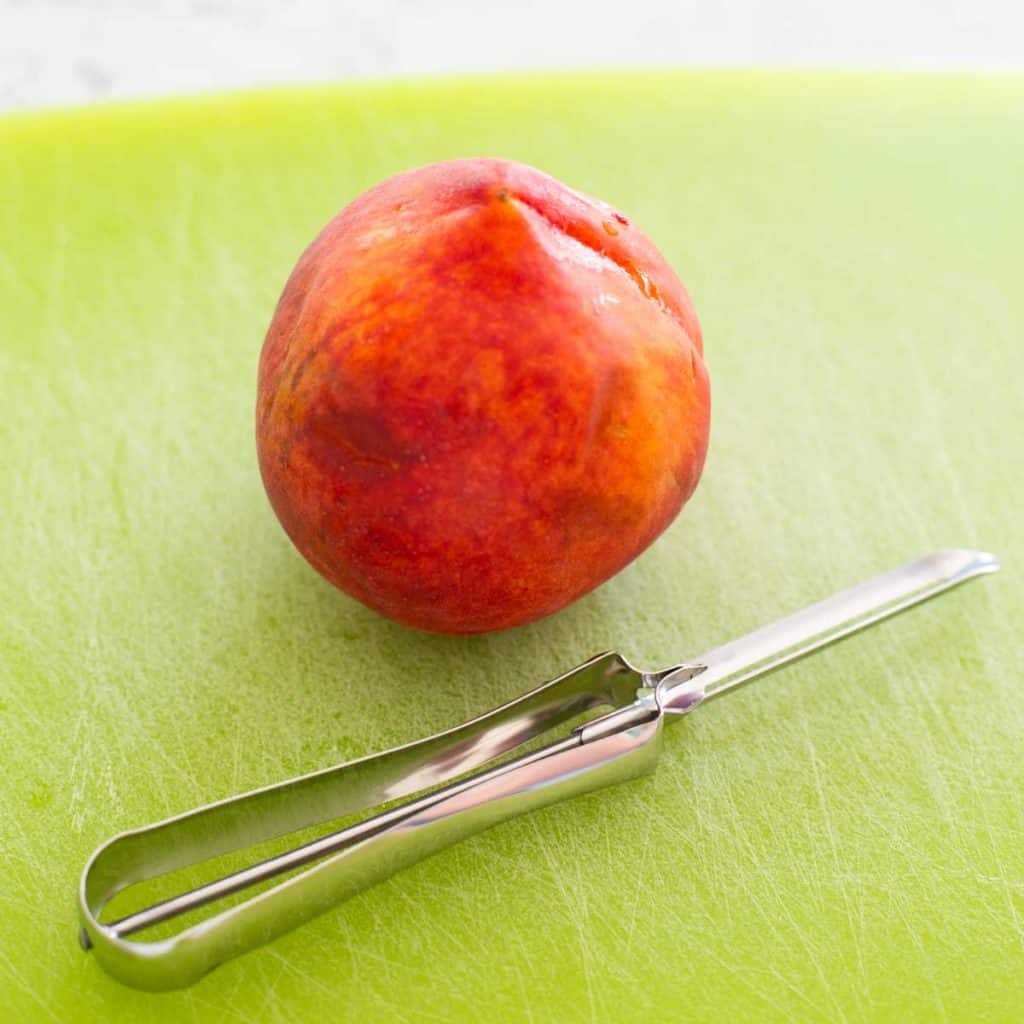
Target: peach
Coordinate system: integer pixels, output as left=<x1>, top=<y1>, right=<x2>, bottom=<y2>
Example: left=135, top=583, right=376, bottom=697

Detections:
left=256, top=159, right=709, bottom=634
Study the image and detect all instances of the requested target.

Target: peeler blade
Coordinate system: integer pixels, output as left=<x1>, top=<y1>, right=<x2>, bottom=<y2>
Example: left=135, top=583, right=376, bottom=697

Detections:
left=656, top=548, right=1000, bottom=713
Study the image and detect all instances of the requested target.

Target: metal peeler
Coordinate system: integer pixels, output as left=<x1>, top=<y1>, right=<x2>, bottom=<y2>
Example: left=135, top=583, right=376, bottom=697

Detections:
left=79, top=548, right=999, bottom=990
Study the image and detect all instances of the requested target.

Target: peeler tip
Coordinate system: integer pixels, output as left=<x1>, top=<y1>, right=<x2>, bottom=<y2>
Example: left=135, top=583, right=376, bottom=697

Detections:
left=928, top=548, right=1001, bottom=582
left=961, top=549, right=1001, bottom=576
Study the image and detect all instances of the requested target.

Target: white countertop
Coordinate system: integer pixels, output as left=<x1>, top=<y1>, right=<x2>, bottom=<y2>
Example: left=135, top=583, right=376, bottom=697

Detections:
left=3, top=0, right=1022, bottom=112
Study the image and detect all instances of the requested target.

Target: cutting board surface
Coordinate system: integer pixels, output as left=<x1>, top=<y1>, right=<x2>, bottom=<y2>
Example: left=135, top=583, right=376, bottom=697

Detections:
left=1, top=73, right=1022, bottom=1022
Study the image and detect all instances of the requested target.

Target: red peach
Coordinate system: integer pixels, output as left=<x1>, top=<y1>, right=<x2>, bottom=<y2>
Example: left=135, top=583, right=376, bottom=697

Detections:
left=256, top=158, right=709, bottom=634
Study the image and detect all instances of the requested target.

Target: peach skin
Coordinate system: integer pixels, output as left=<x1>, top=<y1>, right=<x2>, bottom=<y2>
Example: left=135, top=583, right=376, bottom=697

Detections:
left=257, top=158, right=710, bottom=633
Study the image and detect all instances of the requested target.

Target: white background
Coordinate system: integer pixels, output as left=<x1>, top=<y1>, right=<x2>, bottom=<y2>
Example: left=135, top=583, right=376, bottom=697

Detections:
left=3, top=0, right=1023, bottom=112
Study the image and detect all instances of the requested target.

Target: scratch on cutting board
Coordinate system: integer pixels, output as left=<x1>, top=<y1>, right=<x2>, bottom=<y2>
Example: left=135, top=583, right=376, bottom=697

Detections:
left=620, top=803, right=656, bottom=954
left=0, top=946, right=62, bottom=1024
left=265, top=949, right=338, bottom=999
left=188, top=994, right=254, bottom=1023
left=713, top=765, right=851, bottom=1024
left=969, top=773, right=1024, bottom=949
left=695, top=942, right=802, bottom=1024
left=801, top=720, right=870, bottom=1007
left=889, top=890, right=950, bottom=1023
left=190, top=992, right=259, bottom=1024
left=511, top=953, right=537, bottom=1024
left=528, top=813, right=600, bottom=1023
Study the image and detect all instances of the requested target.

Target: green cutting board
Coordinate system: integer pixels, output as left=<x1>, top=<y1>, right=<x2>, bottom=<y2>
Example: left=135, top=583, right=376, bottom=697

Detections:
left=2, top=72, right=1022, bottom=1022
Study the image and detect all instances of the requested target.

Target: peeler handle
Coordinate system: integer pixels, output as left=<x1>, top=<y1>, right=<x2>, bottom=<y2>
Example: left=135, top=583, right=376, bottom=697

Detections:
left=82, top=703, right=664, bottom=990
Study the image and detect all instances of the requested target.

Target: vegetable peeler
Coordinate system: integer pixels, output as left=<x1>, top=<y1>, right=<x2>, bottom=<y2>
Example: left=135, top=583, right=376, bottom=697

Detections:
left=79, top=548, right=998, bottom=990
